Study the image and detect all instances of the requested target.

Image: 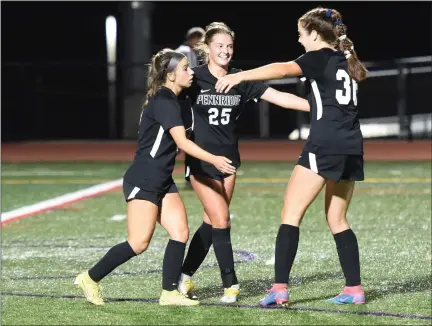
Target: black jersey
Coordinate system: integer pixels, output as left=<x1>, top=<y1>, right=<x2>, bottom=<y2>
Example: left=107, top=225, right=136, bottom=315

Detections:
left=295, top=48, right=363, bottom=155
left=123, top=87, right=184, bottom=192
left=182, top=64, right=268, bottom=166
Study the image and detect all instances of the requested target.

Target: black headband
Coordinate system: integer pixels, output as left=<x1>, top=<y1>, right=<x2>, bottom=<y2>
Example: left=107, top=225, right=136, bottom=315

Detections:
left=326, top=9, right=343, bottom=25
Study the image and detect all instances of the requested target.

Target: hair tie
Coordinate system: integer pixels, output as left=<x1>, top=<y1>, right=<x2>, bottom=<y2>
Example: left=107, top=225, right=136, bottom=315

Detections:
left=166, top=52, right=185, bottom=73
left=344, top=50, right=352, bottom=59
left=338, top=34, right=347, bottom=41
left=326, top=9, right=332, bottom=17
left=334, top=19, right=343, bottom=25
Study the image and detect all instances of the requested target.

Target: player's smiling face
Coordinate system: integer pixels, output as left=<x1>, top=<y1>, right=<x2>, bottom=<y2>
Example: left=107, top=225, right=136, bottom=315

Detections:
left=208, top=33, right=234, bottom=67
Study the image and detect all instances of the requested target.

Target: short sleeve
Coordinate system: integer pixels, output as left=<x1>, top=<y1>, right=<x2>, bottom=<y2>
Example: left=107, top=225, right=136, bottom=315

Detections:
left=241, top=80, right=269, bottom=103
left=153, top=98, right=184, bottom=131
left=295, top=50, right=329, bottom=80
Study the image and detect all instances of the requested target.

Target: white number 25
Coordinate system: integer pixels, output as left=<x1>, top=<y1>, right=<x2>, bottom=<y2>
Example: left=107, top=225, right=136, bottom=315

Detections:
left=208, top=108, right=232, bottom=125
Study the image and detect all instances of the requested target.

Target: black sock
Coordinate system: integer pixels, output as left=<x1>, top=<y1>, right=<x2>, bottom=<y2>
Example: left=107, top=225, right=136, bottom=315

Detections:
left=274, top=224, right=300, bottom=284
left=334, top=229, right=361, bottom=286
left=181, top=222, right=213, bottom=276
left=212, top=227, right=238, bottom=288
left=162, top=239, right=186, bottom=291
left=88, top=241, right=136, bottom=282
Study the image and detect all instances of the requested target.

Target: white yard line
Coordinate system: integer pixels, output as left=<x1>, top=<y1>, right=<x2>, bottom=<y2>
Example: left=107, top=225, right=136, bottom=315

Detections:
left=1, top=179, right=123, bottom=225
left=2, top=169, right=105, bottom=177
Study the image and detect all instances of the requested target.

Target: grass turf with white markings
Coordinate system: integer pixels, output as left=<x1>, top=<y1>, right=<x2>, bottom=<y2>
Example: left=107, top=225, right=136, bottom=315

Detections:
left=1, top=161, right=431, bottom=325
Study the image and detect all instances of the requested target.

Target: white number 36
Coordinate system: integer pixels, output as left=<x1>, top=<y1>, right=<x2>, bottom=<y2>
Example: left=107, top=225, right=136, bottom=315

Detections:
left=335, top=69, right=358, bottom=106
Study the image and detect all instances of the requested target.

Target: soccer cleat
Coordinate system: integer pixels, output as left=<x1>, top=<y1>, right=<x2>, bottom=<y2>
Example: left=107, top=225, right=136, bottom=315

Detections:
left=328, top=287, right=366, bottom=305
left=74, top=271, right=104, bottom=306
left=178, top=278, right=197, bottom=299
left=259, top=288, right=289, bottom=307
left=220, top=284, right=240, bottom=304
left=159, top=289, right=200, bottom=306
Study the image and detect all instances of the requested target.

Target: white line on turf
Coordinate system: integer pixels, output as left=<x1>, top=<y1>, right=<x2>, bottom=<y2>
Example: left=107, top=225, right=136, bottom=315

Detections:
left=110, top=214, right=127, bottom=221
left=1, top=178, right=123, bottom=225
left=2, top=169, right=107, bottom=177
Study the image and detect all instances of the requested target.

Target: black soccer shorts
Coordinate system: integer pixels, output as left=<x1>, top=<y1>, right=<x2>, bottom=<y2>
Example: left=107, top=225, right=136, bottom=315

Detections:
left=123, top=181, right=178, bottom=207
left=297, top=149, right=364, bottom=182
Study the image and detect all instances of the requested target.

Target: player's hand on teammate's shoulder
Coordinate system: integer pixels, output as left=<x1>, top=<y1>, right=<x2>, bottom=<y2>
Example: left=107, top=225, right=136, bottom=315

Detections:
left=211, top=156, right=236, bottom=175
left=216, top=73, right=243, bottom=93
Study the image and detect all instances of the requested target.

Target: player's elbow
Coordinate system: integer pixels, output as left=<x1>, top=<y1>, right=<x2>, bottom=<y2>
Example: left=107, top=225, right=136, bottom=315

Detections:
left=175, top=138, right=189, bottom=152
left=274, top=63, right=289, bottom=78
left=280, top=61, right=302, bottom=78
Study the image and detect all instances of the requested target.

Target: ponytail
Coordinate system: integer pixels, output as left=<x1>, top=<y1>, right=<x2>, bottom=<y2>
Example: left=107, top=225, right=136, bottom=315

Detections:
left=335, top=24, right=368, bottom=81
left=142, top=48, right=185, bottom=108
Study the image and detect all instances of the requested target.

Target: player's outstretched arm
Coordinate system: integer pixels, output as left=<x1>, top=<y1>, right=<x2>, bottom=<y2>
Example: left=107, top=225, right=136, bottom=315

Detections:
left=216, top=62, right=303, bottom=93
left=260, top=87, right=310, bottom=112
left=169, top=126, right=236, bottom=175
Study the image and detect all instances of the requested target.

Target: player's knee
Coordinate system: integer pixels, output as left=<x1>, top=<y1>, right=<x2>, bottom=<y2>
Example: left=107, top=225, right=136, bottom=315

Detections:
left=128, top=238, right=151, bottom=255
left=203, top=205, right=230, bottom=228
left=281, top=207, right=303, bottom=226
left=211, top=213, right=230, bottom=229
left=169, top=225, right=189, bottom=243
left=326, top=214, right=349, bottom=233
left=326, top=211, right=347, bottom=223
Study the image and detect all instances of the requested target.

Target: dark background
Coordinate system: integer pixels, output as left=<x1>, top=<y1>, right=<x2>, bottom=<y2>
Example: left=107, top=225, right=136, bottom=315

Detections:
left=2, top=1, right=431, bottom=141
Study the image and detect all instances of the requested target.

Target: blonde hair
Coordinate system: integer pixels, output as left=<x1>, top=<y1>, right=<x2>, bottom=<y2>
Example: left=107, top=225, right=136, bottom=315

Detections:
left=196, top=22, right=235, bottom=64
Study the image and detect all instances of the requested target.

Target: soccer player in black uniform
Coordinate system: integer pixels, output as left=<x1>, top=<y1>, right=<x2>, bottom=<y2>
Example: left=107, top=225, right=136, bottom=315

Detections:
left=176, top=22, right=310, bottom=304
left=74, top=48, right=235, bottom=307
left=216, top=8, right=368, bottom=306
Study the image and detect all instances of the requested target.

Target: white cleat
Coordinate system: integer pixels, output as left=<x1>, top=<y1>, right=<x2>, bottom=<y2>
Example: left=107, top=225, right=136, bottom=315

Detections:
left=178, top=274, right=198, bottom=299
left=220, top=284, right=240, bottom=304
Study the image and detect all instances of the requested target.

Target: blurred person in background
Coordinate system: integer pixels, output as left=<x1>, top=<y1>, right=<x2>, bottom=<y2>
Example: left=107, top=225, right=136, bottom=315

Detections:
left=176, top=27, right=205, bottom=68
left=177, top=27, right=206, bottom=190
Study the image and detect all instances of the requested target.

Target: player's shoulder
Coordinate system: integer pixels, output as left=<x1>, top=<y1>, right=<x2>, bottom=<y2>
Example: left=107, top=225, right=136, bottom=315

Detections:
left=302, top=48, right=335, bottom=61
left=154, top=87, right=176, bottom=99
left=149, top=87, right=179, bottom=109
left=228, top=67, right=250, bottom=90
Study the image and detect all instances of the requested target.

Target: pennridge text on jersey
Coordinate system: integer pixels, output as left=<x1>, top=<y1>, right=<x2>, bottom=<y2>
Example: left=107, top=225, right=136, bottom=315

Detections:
left=196, top=94, right=242, bottom=106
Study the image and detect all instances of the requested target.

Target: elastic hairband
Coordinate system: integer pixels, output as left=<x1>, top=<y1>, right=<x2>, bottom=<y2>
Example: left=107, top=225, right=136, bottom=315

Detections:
left=334, top=19, right=343, bottom=25
left=166, top=52, right=185, bottom=73
left=344, top=50, right=352, bottom=59
left=326, top=9, right=332, bottom=17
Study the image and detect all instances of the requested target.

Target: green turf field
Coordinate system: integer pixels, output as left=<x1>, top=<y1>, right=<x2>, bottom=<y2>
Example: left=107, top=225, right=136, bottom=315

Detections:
left=2, top=161, right=431, bottom=325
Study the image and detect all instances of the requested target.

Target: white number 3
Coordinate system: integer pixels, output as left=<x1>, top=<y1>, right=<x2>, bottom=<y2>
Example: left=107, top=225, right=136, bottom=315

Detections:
left=335, top=69, right=358, bottom=106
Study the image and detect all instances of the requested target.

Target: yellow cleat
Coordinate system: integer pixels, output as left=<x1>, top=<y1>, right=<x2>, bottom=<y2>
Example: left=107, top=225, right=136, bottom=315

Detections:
left=220, top=285, right=240, bottom=304
left=159, top=289, right=200, bottom=306
left=178, top=279, right=197, bottom=299
left=74, top=271, right=105, bottom=306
